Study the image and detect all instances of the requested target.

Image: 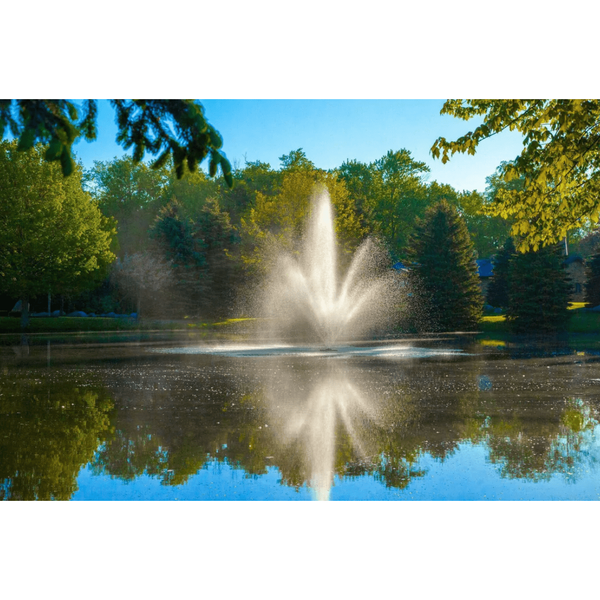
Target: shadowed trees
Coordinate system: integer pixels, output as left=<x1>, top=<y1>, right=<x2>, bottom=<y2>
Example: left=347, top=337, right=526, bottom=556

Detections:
left=406, top=200, right=483, bottom=331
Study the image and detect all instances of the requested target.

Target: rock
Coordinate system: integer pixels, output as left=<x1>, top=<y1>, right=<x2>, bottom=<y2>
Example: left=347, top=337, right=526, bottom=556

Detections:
left=32, top=312, right=51, bottom=317
left=105, top=312, right=117, bottom=318
left=484, top=304, right=494, bottom=312
left=67, top=311, right=87, bottom=317
left=51, top=310, right=62, bottom=317
left=493, top=307, right=503, bottom=314
left=130, top=313, right=138, bottom=319
left=591, top=305, right=600, bottom=312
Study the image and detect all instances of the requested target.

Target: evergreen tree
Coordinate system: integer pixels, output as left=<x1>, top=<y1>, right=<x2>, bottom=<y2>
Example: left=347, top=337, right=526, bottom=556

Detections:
left=150, top=197, right=237, bottom=317
left=584, top=249, right=600, bottom=307
left=507, top=244, right=571, bottom=333
left=406, top=200, right=483, bottom=331
left=192, top=197, right=238, bottom=316
left=486, top=237, right=516, bottom=308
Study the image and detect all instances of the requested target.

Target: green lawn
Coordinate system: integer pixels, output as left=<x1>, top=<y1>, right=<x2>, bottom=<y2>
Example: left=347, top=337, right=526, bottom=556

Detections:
left=0, top=316, right=256, bottom=334
left=2, top=309, right=599, bottom=336
left=479, top=304, right=600, bottom=334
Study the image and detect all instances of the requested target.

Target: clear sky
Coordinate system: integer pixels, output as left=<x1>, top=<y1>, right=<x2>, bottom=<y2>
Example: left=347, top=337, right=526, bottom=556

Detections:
left=73, top=99, right=525, bottom=194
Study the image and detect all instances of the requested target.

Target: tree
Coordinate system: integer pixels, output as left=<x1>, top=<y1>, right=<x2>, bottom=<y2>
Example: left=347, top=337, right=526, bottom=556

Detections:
left=338, top=150, right=430, bottom=253
left=0, top=99, right=233, bottom=184
left=431, top=100, right=600, bottom=251
left=239, top=170, right=365, bottom=275
left=507, top=244, right=572, bottom=333
left=486, top=237, right=516, bottom=308
left=86, top=156, right=170, bottom=257
left=584, top=250, right=600, bottom=307
left=406, top=200, right=483, bottom=331
left=0, top=141, right=116, bottom=328
left=279, top=148, right=316, bottom=172
left=150, top=197, right=237, bottom=317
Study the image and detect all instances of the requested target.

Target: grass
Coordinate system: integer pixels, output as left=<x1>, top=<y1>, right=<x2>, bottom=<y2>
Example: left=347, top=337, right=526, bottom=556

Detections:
left=0, top=316, right=254, bottom=334
left=479, top=303, right=600, bottom=334
left=2, top=306, right=600, bottom=336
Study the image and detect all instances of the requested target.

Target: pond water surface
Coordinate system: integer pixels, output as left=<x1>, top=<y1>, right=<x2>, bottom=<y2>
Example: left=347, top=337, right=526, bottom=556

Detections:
left=2, top=331, right=600, bottom=500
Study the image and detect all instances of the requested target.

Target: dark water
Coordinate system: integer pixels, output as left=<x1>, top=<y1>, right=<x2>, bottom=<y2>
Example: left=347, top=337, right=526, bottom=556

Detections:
left=2, top=331, right=600, bottom=500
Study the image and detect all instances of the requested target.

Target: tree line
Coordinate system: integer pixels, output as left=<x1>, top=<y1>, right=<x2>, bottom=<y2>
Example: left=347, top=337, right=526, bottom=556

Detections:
left=2, top=132, right=599, bottom=332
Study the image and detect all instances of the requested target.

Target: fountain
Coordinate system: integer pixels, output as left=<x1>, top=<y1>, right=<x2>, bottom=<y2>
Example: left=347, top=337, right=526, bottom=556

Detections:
left=257, top=186, right=401, bottom=347
left=154, top=185, right=467, bottom=358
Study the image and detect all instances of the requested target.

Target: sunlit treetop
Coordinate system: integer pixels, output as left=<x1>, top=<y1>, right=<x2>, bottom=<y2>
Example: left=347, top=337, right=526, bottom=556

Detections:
left=0, top=99, right=232, bottom=186
left=431, top=99, right=600, bottom=251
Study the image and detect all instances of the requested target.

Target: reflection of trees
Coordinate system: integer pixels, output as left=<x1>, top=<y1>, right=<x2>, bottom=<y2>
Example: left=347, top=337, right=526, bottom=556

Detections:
left=0, top=378, right=113, bottom=500
left=87, top=354, right=600, bottom=498
left=483, top=398, right=599, bottom=481
left=91, top=365, right=276, bottom=486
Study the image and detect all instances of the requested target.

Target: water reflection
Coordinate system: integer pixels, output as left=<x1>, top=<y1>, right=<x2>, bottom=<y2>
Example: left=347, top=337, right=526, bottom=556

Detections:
left=0, top=377, right=113, bottom=500
left=2, top=339, right=600, bottom=499
left=258, top=362, right=383, bottom=500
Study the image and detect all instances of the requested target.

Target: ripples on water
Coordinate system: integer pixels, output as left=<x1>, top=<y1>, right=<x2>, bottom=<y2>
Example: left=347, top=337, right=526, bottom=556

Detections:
left=1, top=334, right=600, bottom=500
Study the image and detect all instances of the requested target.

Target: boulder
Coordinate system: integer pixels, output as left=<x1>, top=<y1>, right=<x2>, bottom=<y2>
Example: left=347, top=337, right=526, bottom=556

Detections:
left=32, top=312, right=51, bottom=317
left=105, top=312, right=117, bottom=318
left=51, top=310, right=62, bottom=317
left=67, top=311, right=87, bottom=317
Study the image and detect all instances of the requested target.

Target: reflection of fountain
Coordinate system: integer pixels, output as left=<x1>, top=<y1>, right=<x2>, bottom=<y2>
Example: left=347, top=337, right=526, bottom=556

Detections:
left=260, top=188, right=400, bottom=346
left=263, top=361, right=381, bottom=501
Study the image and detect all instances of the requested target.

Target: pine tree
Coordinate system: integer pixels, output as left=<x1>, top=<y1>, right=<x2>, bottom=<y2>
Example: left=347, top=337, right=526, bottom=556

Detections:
left=486, top=237, right=516, bottom=308
left=406, top=200, right=483, bottom=331
left=584, top=250, right=600, bottom=307
left=507, top=244, right=571, bottom=333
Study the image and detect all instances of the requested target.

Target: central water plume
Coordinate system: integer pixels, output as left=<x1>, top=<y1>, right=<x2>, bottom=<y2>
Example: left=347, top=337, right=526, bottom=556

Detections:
left=259, top=188, right=401, bottom=345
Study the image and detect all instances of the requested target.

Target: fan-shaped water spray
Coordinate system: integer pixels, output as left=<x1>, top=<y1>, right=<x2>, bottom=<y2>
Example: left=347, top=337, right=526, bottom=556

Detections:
left=259, top=188, right=401, bottom=346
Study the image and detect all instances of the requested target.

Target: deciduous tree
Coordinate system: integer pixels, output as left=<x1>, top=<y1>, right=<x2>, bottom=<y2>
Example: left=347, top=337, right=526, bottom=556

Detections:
left=431, top=100, right=600, bottom=251
left=0, top=141, right=116, bottom=328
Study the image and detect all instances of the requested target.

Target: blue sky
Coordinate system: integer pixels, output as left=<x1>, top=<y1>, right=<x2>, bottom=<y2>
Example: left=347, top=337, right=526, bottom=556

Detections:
left=73, top=99, right=525, bottom=194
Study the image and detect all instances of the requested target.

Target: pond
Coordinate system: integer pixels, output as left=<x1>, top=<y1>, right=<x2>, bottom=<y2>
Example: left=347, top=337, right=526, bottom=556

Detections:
left=2, top=331, right=600, bottom=500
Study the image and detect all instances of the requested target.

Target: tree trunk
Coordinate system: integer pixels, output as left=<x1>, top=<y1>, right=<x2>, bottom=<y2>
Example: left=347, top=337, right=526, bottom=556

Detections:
left=20, top=295, right=29, bottom=330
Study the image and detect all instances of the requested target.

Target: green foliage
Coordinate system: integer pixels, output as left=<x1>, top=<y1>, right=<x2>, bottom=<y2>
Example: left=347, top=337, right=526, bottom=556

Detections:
left=338, top=149, right=430, bottom=253
left=486, top=237, right=516, bottom=308
left=240, top=169, right=365, bottom=274
left=507, top=244, right=572, bottom=333
left=431, top=100, right=600, bottom=251
left=0, top=141, right=116, bottom=325
left=279, top=148, right=316, bottom=171
left=0, top=99, right=232, bottom=184
left=86, top=155, right=170, bottom=257
left=150, top=196, right=237, bottom=317
left=406, top=200, right=483, bottom=331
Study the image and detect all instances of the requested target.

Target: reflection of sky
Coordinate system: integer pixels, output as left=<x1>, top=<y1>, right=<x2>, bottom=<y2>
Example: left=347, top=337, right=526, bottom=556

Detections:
left=73, top=435, right=600, bottom=500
